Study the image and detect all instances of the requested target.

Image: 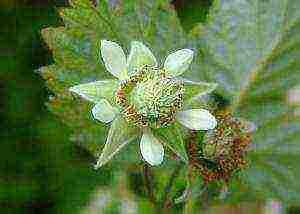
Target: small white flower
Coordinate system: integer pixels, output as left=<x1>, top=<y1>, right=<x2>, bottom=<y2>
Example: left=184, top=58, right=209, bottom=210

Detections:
left=69, top=40, right=218, bottom=168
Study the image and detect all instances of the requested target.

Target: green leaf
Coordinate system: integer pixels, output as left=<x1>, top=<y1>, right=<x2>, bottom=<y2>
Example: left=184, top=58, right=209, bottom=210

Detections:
left=191, top=0, right=300, bottom=202
left=69, top=80, right=118, bottom=104
left=193, top=0, right=300, bottom=98
left=153, top=124, right=188, bottom=163
left=95, top=116, right=140, bottom=169
left=242, top=153, right=300, bottom=203
left=110, top=0, right=188, bottom=59
left=41, top=26, right=102, bottom=72
left=182, top=79, right=217, bottom=102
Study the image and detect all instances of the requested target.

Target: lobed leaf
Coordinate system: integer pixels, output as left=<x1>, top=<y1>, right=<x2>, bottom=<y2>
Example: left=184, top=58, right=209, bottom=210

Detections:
left=190, top=0, right=300, bottom=202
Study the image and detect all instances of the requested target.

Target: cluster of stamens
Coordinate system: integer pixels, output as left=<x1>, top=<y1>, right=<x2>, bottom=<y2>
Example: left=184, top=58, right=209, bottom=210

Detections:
left=115, top=65, right=184, bottom=128
left=186, top=110, right=251, bottom=183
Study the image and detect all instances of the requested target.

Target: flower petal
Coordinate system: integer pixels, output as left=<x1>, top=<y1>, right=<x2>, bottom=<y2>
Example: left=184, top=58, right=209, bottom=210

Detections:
left=140, top=132, right=164, bottom=166
left=92, top=99, right=118, bottom=123
left=94, top=116, right=139, bottom=169
left=164, top=49, right=194, bottom=77
left=127, top=41, right=157, bottom=74
left=100, top=40, right=128, bottom=79
left=176, top=109, right=217, bottom=130
left=69, top=80, right=118, bottom=103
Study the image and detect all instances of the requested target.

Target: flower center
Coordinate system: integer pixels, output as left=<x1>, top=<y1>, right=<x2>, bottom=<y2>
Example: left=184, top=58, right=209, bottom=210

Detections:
left=116, top=65, right=184, bottom=128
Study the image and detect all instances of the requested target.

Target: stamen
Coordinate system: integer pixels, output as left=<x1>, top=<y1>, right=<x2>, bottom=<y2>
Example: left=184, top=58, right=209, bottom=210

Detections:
left=115, top=65, right=184, bottom=128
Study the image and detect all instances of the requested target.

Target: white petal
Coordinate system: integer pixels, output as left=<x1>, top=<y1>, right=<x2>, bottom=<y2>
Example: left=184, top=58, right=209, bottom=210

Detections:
left=164, top=49, right=194, bottom=77
left=176, top=109, right=217, bottom=130
left=140, top=132, right=164, bottom=166
left=92, top=99, right=118, bottom=123
left=127, top=41, right=157, bottom=74
left=100, top=40, right=128, bottom=79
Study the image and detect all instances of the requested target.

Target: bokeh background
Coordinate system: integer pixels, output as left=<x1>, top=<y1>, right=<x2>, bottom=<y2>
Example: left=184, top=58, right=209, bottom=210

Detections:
left=1, top=0, right=299, bottom=213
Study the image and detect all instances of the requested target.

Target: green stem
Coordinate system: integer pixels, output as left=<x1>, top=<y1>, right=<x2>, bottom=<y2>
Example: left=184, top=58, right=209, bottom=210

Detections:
left=159, top=164, right=183, bottom=212
left=200, top=186, right=210, bottom=212
left=143, top=164, right=156, bottom=204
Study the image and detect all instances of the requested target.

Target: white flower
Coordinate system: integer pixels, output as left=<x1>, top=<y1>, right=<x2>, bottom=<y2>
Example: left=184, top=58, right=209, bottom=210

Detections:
left=70, top=40, right=217, bottom=168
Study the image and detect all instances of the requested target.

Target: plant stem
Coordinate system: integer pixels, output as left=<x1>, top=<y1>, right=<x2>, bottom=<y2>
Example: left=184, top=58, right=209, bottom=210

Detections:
left=200, top=186, right=210, bottom=212
left=159, top=164, right=183, bottom=212
left=143, top=164, right=156, bottom=204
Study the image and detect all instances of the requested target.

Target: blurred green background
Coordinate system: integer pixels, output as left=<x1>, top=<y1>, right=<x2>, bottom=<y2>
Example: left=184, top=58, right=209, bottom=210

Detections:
left=1, top=0, right=104, bottom=213
left=0, top=0, right=299, bottom=213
